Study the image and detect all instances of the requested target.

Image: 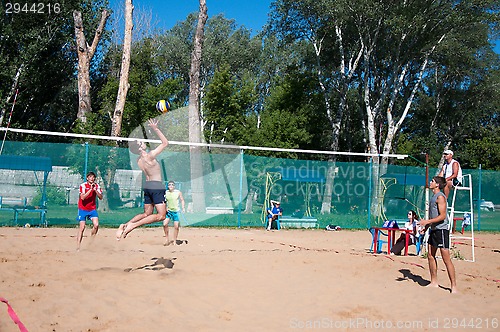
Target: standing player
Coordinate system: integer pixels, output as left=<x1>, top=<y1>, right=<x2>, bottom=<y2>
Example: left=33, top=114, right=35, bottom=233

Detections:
left=418, top=176, right=458, bottom=294
left=76, top=171, right=103, bottom=251
left=116, top=118, right=169, bottom=240
left=163, top=181, right=186, bottom=246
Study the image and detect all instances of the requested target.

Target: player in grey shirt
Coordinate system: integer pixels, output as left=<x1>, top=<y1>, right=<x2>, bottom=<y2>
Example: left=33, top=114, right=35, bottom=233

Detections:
left=418, top=176, right=457, bottom=294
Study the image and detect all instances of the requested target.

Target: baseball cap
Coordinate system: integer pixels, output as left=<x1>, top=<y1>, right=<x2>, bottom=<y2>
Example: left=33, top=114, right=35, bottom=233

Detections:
left=443, top=149, right=453, bottom=155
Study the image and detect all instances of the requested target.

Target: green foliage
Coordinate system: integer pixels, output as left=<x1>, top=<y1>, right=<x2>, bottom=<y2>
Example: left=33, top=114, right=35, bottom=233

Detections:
left=462, top=128, right=500, bottom=170
left=34, top=186, right=67, bottom=207
left=451, top=245, right=466, bottom=260
left=203, top=64, right=257, bottom=144
left=97, top=37, right=185, bottom=138
left=248, top=70, right=325, bottom=157
left=0, top=0, right=499, bottom=172
left=0, top=0, right=110, bottom=138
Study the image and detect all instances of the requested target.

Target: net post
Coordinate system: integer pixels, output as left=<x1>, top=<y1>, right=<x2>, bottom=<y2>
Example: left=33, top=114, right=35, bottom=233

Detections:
left=84, top=142, right=89, bottom=177
left=367, top=157, right=373, bottom=229
left=237, top=149, right=244, bottom=228
left=477, top=164, right=482, bottom=231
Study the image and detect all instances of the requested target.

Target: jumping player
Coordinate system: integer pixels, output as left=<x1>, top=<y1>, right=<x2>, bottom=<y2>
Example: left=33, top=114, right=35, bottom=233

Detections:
left=116, top=118, right=169, bottom=240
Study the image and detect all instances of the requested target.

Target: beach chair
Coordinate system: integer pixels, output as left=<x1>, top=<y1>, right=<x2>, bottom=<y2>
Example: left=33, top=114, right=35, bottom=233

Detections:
left=414, top=234, right=424, bottom=255
left=369, top=227, right=388, bottom=253
left=415, top=228, right=429, bottom=255
left=266, top=215, right=280, bottom=230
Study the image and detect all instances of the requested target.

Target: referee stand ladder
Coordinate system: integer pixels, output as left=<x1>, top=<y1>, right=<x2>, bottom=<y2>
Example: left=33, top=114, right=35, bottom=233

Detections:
left=447, top=174, right=475, bottom=262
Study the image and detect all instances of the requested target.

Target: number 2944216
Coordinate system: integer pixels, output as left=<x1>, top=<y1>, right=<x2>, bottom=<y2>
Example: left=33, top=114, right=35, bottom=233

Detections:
left=5, top=3, right=61, bottom=15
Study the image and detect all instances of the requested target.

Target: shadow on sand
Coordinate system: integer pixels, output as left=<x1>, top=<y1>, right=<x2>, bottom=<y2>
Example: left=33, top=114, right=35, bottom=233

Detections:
left=125, top=257, right=176, bottom=272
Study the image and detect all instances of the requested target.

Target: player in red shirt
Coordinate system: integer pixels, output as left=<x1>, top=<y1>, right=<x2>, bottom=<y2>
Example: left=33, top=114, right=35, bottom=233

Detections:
left=76, top=172, right=103, bottom=250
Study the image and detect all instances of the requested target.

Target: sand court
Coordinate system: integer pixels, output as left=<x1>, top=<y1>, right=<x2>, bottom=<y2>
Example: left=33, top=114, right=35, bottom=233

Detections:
left=0, top=227, right=499, bottom=331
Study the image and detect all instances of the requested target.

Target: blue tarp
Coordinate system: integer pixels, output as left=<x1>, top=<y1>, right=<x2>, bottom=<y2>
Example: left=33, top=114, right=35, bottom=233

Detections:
left=0, top=155, right=52, bottom=172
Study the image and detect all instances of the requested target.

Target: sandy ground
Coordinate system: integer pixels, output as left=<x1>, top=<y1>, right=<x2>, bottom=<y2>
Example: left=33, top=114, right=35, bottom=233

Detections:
left=0, top=227, right=499, bottom=332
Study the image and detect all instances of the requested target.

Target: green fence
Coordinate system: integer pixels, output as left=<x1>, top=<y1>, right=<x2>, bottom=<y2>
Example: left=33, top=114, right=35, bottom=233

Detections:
left=0, top=140, right=498, bottom=231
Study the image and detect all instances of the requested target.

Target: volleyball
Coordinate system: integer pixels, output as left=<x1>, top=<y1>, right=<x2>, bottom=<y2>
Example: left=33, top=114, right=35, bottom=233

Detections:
left=156, top=100, right=171, bottom=113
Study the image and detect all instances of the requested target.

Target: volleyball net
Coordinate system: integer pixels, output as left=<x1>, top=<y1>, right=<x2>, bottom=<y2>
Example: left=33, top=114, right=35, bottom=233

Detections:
left=0, top=126, right=498, bottom=231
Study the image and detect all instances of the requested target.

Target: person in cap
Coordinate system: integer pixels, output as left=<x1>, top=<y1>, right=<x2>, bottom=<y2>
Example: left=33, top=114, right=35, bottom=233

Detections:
left=438, top=149, right=462, bottom=198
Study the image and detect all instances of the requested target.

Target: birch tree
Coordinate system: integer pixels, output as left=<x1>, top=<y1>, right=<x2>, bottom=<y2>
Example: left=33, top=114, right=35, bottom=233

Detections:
left=111, top=0, right=133, bottom=138
left=347, top=0, right=499, bottom=218
left=189, top=0, right=208, bottom=212
left=73, top=9, right=109, bottom=125
left=269, top=0, right=498, bottom=214
left=96, top=0, right=134, bottom=212
left=0, top=0, right=83, bottom=132
left=352, top=1, right=448, bottom=165
left=270, top=0, right=362, bottom=213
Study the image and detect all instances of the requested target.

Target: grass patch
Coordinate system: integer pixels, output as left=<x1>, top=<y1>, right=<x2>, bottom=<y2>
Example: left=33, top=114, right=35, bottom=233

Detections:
left=1, top=205, right=499, bottom=231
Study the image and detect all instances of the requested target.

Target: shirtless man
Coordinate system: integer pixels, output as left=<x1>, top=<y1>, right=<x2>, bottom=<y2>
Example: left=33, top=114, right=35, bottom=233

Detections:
left=116, top=118, right=169, bottom=240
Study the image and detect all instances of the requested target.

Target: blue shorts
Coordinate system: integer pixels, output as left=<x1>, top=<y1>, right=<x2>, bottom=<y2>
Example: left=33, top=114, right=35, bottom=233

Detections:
left=166, top=210, right=180, bottom=222
left=144, top=188, right=166, bottom=205
left=77, top=209, right=98, bottom=222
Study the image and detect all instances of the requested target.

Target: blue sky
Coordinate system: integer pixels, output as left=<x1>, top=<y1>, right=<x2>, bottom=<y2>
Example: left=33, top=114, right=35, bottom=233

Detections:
left=109, top=0, right=272, bottom=35
left=109, top=1, right=499, bottom=53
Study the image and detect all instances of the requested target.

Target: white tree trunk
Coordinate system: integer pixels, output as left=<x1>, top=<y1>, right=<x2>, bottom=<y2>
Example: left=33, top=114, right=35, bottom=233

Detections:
left=0, top=64, right=23, bottom=126
left=111, top=0, right=133, bottom=138
left=73, top=9, right=109, bottom=125
left=188, top=0, right=208, bottom=213
left=360, top=28, right=445, bottom=220
left=318, top=25, right=363, bottom=214
left=101, top=1, right=134, bottom=213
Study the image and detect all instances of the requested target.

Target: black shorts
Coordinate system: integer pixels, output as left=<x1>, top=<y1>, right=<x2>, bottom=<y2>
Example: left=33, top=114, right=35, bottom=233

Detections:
left=428, top=229, right=450, bottom=249
left=144, top=188, right=166, bottom=205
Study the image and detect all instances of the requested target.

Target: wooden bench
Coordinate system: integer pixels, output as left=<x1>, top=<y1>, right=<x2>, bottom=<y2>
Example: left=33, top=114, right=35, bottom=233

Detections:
left=0, top=196, right=47, bottom=227
left=0, top=196, right=27, bottom=208
left=205, top=207, right=234, bottom=215
left=279, top=216, right=319, bottom=229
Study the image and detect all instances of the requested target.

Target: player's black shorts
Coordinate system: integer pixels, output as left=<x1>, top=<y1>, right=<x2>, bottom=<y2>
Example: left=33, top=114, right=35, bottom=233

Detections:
left=428, top=229, right=450, bottom=249
left=143, top=181, right=166, bottom=205
left=143, top=188, right=166, bottom=205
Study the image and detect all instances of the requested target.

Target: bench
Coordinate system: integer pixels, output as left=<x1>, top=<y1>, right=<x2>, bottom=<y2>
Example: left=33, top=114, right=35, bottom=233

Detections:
left=205, top=207, right=234, bottom=214
left=0, top=196, right=47, bottom=227
left=0, top=196, right=27, bottom=208
left=279, top=216, right=319, bottom=229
